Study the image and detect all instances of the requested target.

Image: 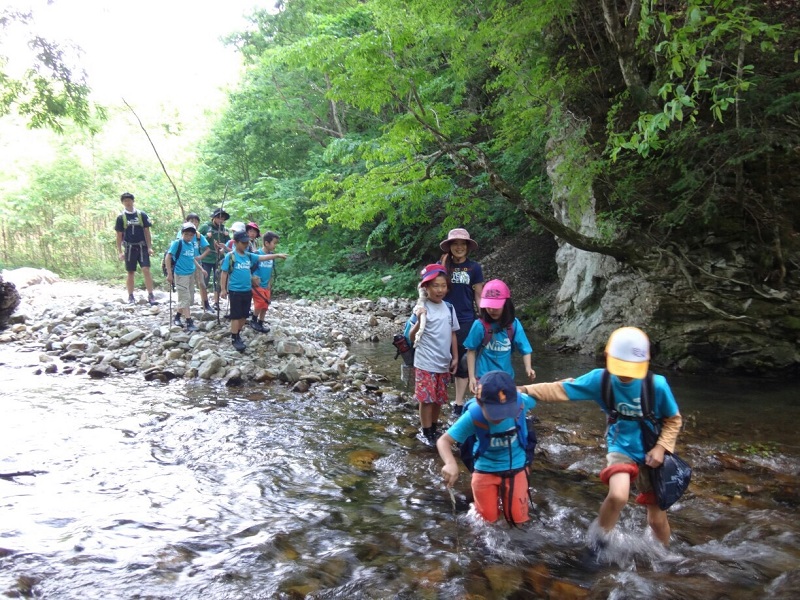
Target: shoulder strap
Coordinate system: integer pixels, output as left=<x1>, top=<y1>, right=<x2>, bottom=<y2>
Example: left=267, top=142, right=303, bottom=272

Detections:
left=640, top=372, right=657, bottom=426
left=480, top=319, right=516, bottom=347
left=601, top=369, right=618, bottom=423
left=444, top=301, right=454, bottom=327
left=467, top=403, right=491, bottom=460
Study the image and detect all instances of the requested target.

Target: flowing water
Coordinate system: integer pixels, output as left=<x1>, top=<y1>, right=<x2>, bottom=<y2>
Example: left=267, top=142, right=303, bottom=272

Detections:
left=1, top=341, right=799, bottom=599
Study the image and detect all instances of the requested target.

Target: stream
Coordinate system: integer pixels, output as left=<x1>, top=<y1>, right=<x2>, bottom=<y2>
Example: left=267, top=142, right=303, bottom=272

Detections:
left=1, top=340, right=799, bottom=599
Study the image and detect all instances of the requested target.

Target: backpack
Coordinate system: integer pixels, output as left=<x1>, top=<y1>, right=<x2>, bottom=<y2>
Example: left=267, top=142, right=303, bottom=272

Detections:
left=121, top=210, right=143, bottom=230
left=600, top=369, right=657, bottom=429
left=477, top=318, right=515, bottom=349
left=458, top=398, right=537, bottom=473
left=161, top=240, right=187, bottom=278
left=393, top=301, right=455, bottom=366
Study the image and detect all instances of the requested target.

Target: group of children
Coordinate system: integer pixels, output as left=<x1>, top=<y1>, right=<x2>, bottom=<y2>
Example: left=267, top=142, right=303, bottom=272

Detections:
left=409, top=227, right=684, bottom=550
left=158, top=203, right=287, bottom=353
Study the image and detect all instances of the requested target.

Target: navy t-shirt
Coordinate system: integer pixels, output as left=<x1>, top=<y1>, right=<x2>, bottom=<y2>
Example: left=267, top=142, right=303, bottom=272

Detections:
left=443, top=259, right=484, bottom=324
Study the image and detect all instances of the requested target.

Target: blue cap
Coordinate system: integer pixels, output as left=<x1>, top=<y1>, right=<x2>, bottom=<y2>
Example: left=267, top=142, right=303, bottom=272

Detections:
left=478, top=370, right=519, bottom=421
left=233, top=230, right=249, bottom=243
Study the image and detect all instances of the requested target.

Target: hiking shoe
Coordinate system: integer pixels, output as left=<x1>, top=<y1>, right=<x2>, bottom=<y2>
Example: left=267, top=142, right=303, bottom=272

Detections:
left=185, top=318, right=198, bottom=332
left=452, top=404, right=464, bottom=418
left=259, top=322, right=270, bottom=333
left=128, top=295, right=135, bottom=305
left=232, top=334, right=246, bottom=353
left=173, top=315, right=183, bottom=327
left=148, top=294, right=159, bottom=306
left=203, top=303, right=215, bottom=315
left=249, top=319, right=263, bottom=333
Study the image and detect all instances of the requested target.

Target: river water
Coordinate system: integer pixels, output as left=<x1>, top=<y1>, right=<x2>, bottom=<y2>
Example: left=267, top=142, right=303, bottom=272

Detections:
left=1, top=340, right=798, bottom=599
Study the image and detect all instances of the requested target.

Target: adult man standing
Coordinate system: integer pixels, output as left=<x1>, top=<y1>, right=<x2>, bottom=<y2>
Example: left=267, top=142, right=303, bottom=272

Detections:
left=199, top=208, right=230, bottom=310
left=114, top=192, right=157, bottom=305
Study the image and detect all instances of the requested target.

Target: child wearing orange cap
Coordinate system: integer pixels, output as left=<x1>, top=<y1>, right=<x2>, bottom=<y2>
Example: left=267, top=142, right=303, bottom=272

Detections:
left=407, top=264, right=460, bottom=445
left=519, top=327, right=683, bottom=548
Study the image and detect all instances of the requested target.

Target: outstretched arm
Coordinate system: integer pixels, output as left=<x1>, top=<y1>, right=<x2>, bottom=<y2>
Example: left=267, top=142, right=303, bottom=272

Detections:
left=518, top=382, right=570, bottom=402
left=436, top=433, right=460, bottom=487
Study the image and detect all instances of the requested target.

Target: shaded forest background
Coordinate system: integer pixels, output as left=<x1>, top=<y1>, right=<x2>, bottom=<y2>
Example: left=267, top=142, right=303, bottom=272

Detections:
left=1, top=1, right=797, bottom=325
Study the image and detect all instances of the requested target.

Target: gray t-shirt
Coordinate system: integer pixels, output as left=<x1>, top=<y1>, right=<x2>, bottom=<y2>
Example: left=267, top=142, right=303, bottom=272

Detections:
left=414, top=300, right=459, bottom=373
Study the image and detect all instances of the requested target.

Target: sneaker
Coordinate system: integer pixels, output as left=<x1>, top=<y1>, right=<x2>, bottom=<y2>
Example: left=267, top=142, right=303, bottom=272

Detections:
left=259, top=321, right=270, bottom=333
left=231, top=334, right=246, bottom=353
left=185, top=318, right=198, bottom=332
left=249, top=319, right=263, bottom=332
left=452, top=404, right=464, bottom=418
left=128, top=295, right=135, bottom=305
left=173, top=315, right=183, bottom=327
left=148, top=294, right=159, bottom=306
left=204, top=303, right=215, bottom=315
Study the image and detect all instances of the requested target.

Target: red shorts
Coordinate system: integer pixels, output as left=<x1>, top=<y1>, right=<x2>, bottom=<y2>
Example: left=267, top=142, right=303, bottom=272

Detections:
left=472, top=470, right=530, bottom=524
left=253, top=286, right=271, bottom=311
left=414, top=369, right=450, bottom=406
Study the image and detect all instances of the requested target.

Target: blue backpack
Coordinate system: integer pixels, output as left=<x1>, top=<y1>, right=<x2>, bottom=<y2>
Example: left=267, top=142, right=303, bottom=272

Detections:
left=458, top=398, right=537, bottom=473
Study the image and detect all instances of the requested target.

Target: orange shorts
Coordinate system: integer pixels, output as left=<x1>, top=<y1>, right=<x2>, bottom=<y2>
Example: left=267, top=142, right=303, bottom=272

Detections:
left=253, top=286, right=271, bottom=311
left=471, top=469, right=530, bottom=524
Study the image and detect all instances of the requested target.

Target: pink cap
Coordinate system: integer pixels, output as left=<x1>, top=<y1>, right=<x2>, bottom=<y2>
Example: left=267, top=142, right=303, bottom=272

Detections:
left=480, top=279, right=510, bottom=309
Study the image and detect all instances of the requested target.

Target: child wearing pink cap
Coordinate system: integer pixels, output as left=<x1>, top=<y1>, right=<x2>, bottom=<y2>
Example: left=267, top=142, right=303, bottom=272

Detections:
left=464, top=279, right=536, bottom=394
left=407, top=264, right=460, bottom=445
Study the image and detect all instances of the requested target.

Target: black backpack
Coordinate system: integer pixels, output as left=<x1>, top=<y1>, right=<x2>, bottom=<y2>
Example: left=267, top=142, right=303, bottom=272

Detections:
left=161, top=240, right=187, bottom=278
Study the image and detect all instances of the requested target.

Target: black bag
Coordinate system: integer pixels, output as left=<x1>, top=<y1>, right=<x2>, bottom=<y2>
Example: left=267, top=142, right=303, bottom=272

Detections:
left=392, top=333, right=415, bottom=367
left=649, top=452, right=692, bottom=510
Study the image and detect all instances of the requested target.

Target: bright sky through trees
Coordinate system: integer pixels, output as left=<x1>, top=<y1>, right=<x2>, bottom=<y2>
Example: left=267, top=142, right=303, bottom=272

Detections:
left=4, top=0, right=264, bottom=111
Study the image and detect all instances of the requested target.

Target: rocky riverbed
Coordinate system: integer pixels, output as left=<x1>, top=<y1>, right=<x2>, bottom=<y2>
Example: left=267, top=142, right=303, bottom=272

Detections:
left=1, top=268, right=411, bottom=392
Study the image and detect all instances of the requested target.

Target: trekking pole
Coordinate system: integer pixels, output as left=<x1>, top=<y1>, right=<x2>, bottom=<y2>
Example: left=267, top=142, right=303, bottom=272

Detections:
left=447, top=486, right=462, bottom=566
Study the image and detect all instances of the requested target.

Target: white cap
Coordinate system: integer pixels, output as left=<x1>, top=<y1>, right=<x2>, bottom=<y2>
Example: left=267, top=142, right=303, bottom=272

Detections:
left=605, top=327, right=650, bottom=379
left=181, top=222, right=197, bottom=232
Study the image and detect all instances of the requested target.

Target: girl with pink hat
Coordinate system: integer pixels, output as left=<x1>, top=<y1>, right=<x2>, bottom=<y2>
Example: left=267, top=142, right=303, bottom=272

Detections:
left=438, top=228, right=484, bottom=417
left=464, top=279, right=536, bottom=393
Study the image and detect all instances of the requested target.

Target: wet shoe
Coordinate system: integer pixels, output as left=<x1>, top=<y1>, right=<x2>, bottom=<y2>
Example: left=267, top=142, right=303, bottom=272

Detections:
left=259, top=321, right=270, bottom=333
left=185, top=318, right=198, bottom=332
left=452, top=404, right=464, bottom=418
left=416, top=431, right=435, bottom=447
left=232, top=334, right=246, bottom=353
left=249, top=319, right=263, bottom=332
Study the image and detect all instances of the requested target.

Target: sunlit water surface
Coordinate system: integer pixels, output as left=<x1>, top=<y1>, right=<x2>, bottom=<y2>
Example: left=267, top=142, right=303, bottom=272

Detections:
left=1, top=342, right=798, bottom=599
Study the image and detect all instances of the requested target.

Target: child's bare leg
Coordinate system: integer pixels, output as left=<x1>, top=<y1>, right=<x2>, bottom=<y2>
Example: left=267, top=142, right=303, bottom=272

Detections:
left=598, top=472, right=630, bottom=533
left=454, top=376, right=469, bottom=405
left=419, top=403, right=435, bottom=428
left=646, top=504, right=671, bottom=546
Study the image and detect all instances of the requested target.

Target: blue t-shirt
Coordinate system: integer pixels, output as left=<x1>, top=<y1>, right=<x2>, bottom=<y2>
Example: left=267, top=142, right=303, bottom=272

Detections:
left=443, top=259, right=484, bottom=325
left=446, top=393, right=537, bottom=473
left=464, top=318, right=532, bottom=379
left=255, top=250, right=275, bottom=288
left=561, top=368, right=680, bottom=462
left=221, top=250, right=259, bottom=292
left=174, top=230, right=210, bottom=257
left=167, top=239, right=198, bottom=276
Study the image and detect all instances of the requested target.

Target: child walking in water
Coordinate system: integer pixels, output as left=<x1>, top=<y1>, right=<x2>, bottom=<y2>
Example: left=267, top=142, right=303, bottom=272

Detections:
left=439, top=228, right=484, bottom=417
left=407, top=264, right=459, bottom=446
left=519, top=327, right=683, bottom=548
left=465, top=279, right=535, bottom=394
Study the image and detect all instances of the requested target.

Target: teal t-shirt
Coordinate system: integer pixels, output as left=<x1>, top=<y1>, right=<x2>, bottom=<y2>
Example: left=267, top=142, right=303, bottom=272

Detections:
left=167, top=239, right=198, bottom=276
left=221, top=250, right=259, bottom=292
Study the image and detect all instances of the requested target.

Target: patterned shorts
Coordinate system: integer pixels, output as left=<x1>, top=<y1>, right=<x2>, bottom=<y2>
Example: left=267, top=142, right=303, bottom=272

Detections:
left=414, top=368, right=450, bottom=406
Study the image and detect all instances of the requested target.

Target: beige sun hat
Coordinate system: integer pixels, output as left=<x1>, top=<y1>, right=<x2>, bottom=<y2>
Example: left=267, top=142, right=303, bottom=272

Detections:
left=439, top=228, right=478, bottom=252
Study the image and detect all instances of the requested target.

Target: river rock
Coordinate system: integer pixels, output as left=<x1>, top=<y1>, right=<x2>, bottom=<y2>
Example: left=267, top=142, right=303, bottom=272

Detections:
left=119, top=329, right=145, bottom=345
left=198, top=356, right=227, bottom=379
left=88, top=364, right=112, bottom=378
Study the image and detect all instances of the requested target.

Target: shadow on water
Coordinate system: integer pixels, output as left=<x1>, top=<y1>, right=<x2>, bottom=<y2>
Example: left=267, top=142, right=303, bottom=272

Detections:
left=0, top=343, right=799, bottom=598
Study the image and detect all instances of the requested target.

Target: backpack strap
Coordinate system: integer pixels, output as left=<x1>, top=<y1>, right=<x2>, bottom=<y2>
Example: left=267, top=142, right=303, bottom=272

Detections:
left=601, top=369, right=656, bottom=426
left=479, top=319, right=516, bottom=348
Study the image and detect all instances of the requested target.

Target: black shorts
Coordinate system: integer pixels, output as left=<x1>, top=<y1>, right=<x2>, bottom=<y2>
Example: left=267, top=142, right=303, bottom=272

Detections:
left=202, top=262, right=221, bottom=292
left=228, top=290, right=252, bottom=320
left=124, top=244, right=151, bottom=272
left=454, top=320, right=474, bottom=378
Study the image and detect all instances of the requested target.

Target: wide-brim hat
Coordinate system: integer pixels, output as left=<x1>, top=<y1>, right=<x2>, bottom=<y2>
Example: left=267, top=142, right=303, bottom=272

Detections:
left=440, top=228, right=477, bottom=252
left=605, top=327, right=650, bottom=379
left=211, top=208, right=230, bottom=220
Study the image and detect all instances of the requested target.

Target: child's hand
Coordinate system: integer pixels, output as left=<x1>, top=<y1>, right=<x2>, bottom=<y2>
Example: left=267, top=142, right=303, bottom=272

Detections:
left=413, top=305, right=427, bottom=317
left=449, top=356, right=458, bottom=374
left=645, top=444, right=666, bottom=468
left=469, top=377, right=478, bottom=395
left=441, top=463, right=459, bottom=487
left=526, top=368, right=536, bottom=381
